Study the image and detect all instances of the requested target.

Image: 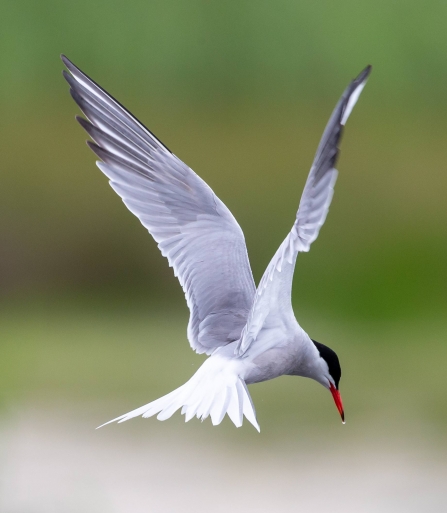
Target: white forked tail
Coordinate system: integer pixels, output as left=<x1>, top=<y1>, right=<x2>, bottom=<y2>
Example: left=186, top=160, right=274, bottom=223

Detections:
left=98, top=360, right=260, bottom=432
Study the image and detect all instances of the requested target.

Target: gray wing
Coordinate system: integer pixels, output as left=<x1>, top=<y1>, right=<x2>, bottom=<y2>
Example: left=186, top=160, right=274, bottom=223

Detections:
left=61, top=55, right=256, bottom=355
left=236, top=65, right=371, bottom=356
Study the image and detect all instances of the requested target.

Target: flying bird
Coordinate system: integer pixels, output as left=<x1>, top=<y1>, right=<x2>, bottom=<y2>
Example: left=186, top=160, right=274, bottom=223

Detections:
left=62, top=55, right=370, bottom=431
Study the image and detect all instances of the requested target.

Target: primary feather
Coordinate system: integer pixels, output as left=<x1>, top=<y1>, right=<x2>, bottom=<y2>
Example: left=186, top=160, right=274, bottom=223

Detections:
left=62, top=55, right=256, bottom=356
left=236, top=65, right=371, bottom=356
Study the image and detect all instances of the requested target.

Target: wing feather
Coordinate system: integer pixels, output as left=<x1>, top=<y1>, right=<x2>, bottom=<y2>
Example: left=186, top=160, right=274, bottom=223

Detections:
left=236, top=66, right=371, bottom=355
left=62, top=55, right=256, bottom=355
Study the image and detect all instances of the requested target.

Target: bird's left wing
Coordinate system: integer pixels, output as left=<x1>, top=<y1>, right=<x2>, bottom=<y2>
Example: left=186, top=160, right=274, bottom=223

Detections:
left=236, top=66, right=371, bottom=356
left=62, top=55, right=256, bottom=355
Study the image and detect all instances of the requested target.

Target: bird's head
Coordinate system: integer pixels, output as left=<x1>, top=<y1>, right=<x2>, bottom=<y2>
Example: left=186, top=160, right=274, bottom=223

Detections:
left=311, top=340, right=344, bottom=423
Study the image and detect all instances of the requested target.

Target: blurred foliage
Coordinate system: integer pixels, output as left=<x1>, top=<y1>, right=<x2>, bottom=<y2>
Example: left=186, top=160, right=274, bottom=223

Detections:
left=1, top=0, right=447, bottom=325
left=2, top=0, right=447, bottom=109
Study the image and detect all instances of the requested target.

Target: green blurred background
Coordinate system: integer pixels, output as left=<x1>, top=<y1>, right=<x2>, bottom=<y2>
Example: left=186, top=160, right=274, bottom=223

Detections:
left=0, top=1, right=446, bottom=511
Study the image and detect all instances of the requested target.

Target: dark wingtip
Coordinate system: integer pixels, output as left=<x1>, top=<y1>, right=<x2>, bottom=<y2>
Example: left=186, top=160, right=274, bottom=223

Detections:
left=61, top=54, right=70, bottom=66
left=62, top=69, right=72, bottom=84
left=76, top=115, right=89, bottom=129
left=76, top=116, right=97, bottom=141
left=356, top=64, right=372, bottom=84
left=60, top=54, right=80, bottom=76
left=86, top=140, right=105, bottom=161
left=86, top=140, right=99, bottom=151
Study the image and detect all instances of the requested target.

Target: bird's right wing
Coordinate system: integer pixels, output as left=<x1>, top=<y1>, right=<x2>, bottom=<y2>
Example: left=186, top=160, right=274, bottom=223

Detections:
left=62, top=55, right=256, bottom=355
left=236, top=66, right=371, bottom=356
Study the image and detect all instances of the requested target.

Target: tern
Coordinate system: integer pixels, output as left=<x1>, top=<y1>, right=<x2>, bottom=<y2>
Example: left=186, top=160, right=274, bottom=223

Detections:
left=62, top=55, right=370, bottom=431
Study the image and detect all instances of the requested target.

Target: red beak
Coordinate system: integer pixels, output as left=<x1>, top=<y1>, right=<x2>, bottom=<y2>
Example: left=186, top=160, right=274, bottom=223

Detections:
left=329, top=383, right=345, bottom=423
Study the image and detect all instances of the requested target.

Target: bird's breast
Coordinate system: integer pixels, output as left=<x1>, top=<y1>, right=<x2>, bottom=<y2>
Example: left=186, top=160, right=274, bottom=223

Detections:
left=242, top=339, right=302, bottom=384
